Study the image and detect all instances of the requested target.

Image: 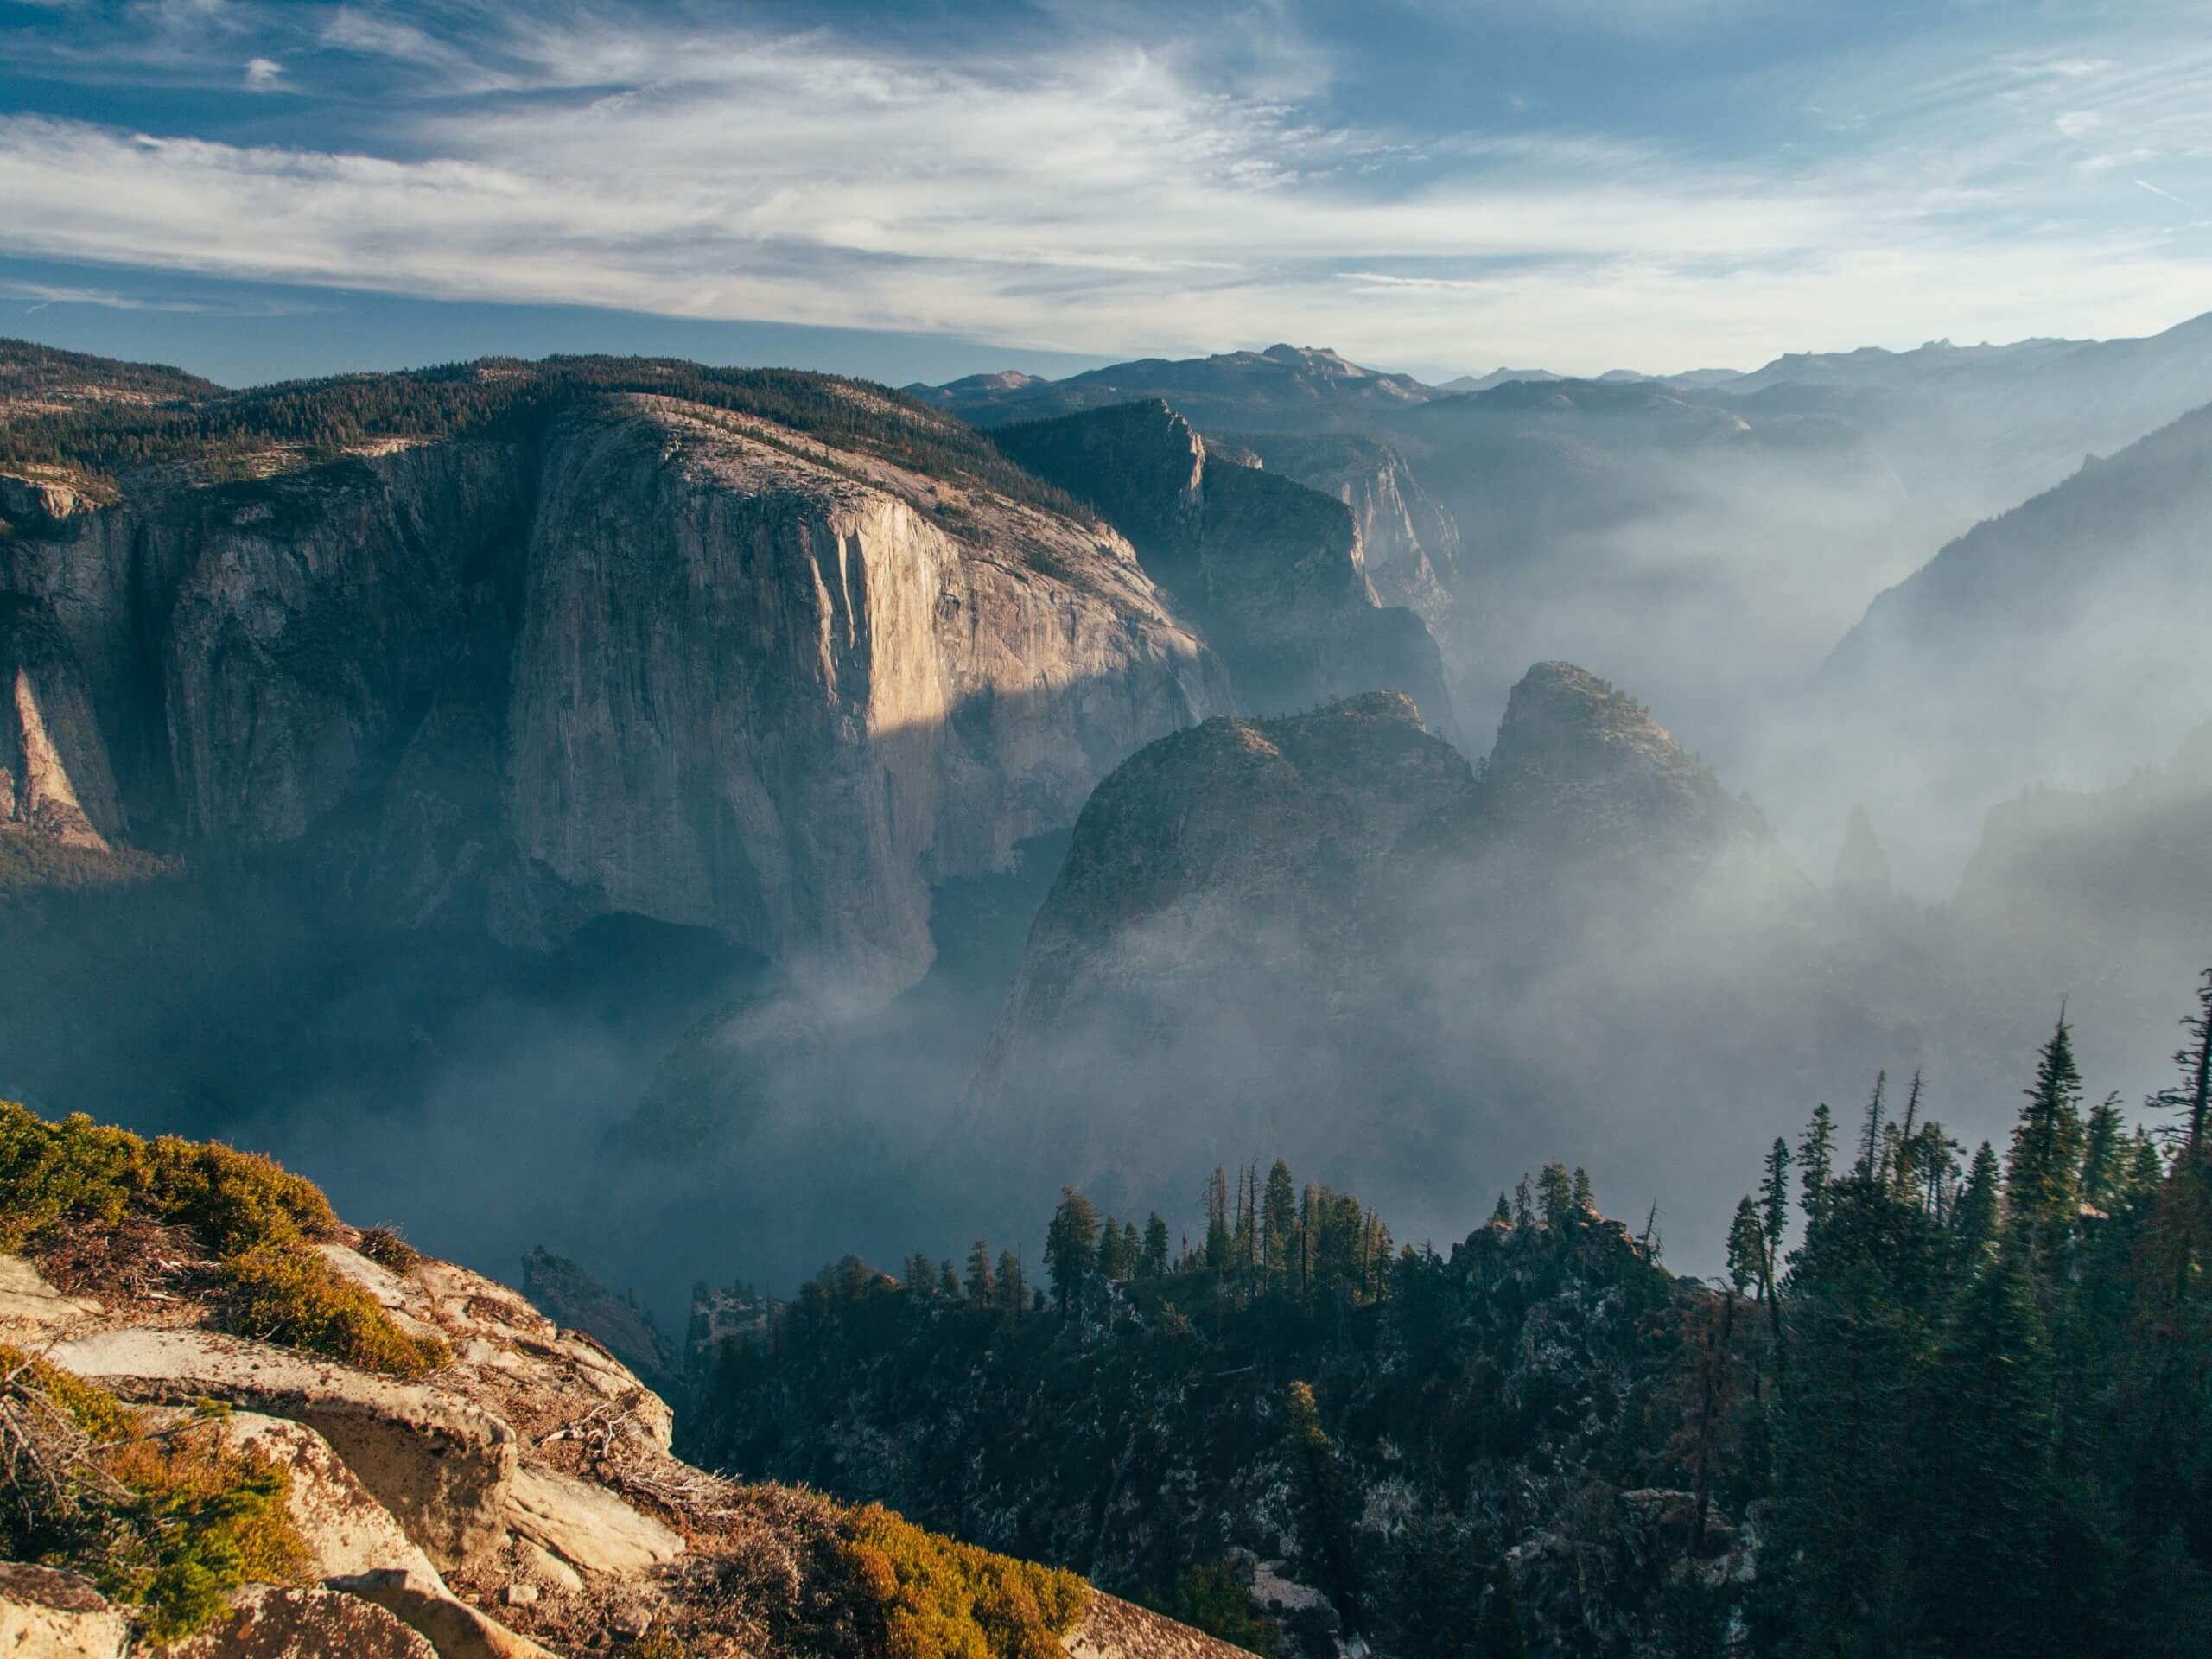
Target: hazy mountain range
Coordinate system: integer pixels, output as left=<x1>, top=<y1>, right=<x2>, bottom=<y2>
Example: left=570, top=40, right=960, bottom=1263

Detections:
left=1, top=317, right=2209, bottom=1304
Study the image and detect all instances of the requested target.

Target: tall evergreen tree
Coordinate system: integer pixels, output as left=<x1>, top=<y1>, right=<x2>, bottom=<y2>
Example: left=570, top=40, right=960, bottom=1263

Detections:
left=1205, top=1168, right=1231, bottom=1275
left=1490, top=1191, right=1513, bottom=1228
left=1263, top=1160, right=1297, bottom=1287
left=964, top=1238, right=994, bottom=1304
left=2081, top=1091, right=2129, bottom=1212
left=1726, top=1195, right=1765, bottom=1296
left=1955, top=1141, right=2003, bottom=1264
left=1799, top=1103, right=1836, bottom=1218
left=1538, top=1162, right=1573, bottom=1228
left=1758, top=1137, right=1791, bottom=1272
left=1045, top=1187, right=1103, bottom=1316
left=1142, top=1211, right=1170, bottom=1279
left=2007, top=1015, right=2088, bottom=1262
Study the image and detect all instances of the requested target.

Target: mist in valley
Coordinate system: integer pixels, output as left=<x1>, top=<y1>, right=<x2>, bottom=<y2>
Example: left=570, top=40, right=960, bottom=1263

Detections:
left=3, top=319, right=2209, bottom=1346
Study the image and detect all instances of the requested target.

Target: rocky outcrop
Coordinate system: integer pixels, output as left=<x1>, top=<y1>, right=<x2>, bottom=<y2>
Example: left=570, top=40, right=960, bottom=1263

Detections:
left=1238, top=432, right=1460, bottom=626
left=0, top=378, right=1230, bottom=998
left=1480, top=661, right=1775, bottom=866
left=3, top=1110, right=1255, bottom=1659
left=48, top=1325, right=520, bottom=1573
left=0, top=1563, right=129, bottom=1659
left=994, top=402, right=1452, bottom=729
left=519, top=1246, right=683, bottom=1402
left=166, top=1585, right=440, bottom=1659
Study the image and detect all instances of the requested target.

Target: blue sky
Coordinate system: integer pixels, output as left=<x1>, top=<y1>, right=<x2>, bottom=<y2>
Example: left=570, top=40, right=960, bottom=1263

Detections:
left=2, top=0, right=2208, bottom=387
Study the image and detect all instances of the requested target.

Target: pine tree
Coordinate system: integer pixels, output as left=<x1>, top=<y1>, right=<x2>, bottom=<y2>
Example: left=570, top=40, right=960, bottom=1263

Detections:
left=1490, top=1191, right=1512, bottom=1228
left=2081, top=1091, right=2128, bottom=1212
left=1858, top=1070, right=1888, bottom=1178
left=1045, top=1187, right=1102, bottom=1316
left=1917, top=1243, right=2061, bottom=1656
left=995, top=1249, right=1024, bottom=1316
left=939, top=1260, right=959, bottom=1297
left=904, top=1250, right=935, bottom=1294
left=1571, top=1166, right=1594, bottom=1213
left=1143, top=1211, right=1170, bottom=1278
left=965, top=1239, right=994, bottom=1304
left=1205, top=1168, right=1230, bottom=1275
left=1512, top=1173, right=1535, bottom=1230
left=1799, top=1103, right=1836, bottom=1218
left=1726, top=1195, right=1766, bottom=1295
left=1538, top=1162, right=1573, bottom=1228
left=1286, top=1381, right=1363, bottom=1631
left=1263, top=1160, right=1297, bottom=1287
left=2007, top=1015, right=2088, bottom=1262
left=1955, top=1141, right=2002, bottom=1264
left=1758, top=1137, right=1792, bottom=1271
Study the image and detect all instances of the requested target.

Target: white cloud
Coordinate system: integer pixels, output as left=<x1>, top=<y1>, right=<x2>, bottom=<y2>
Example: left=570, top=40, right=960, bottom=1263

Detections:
left=243, top=55, right=283, bottom=90
left=0, top=12, right=2205, bottom=374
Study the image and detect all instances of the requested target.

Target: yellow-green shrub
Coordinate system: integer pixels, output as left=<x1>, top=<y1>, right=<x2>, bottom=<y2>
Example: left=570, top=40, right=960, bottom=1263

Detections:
left=0, top=1101, right=443, bottom=1376
left=839, top=1502, right=1090, bottom=1659
left=0, top=1344, right=310, bottom=1643
left=220, top=1245, right=447, bottom=1379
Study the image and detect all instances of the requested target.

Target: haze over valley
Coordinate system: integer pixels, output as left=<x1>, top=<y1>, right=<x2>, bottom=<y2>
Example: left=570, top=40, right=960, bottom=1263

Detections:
left=4, top=5, right=2211, bottom=1653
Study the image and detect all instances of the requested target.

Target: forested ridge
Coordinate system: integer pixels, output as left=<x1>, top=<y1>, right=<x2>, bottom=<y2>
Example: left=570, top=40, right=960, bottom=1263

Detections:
left=0, top=340, right=1084, bottom=515
left=687, top=977, right=2212, bottom=1656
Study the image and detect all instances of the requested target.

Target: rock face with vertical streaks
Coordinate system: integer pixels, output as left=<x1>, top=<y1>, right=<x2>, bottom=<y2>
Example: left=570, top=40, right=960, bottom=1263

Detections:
left=0, top=365, right=1230, bottom=998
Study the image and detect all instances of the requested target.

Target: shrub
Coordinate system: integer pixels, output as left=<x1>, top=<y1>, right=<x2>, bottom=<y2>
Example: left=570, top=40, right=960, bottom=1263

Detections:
left=839, top=1502, right=1090, bottom=1659
left=356, top=1225, right=422, bottom=1273
left=220, top=1246, right=448, bottom=1379
left=1, top=1344, right=310, bottom=1643
left=0, top=1100, right=444, bottom=1375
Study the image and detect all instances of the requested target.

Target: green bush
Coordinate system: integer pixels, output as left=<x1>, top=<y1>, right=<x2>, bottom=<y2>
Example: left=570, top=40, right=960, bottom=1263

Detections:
left=839, top=1501, right=1090, bottom=1659
left=220, top=1245, right=446, bottom=1379
left=0, top=1100, right=445, bottom=1376
left=1, top=1344, right=310, bottom=1643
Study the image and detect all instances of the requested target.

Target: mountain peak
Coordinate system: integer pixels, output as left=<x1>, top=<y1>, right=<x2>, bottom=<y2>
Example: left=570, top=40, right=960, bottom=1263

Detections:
left=1485, top=662, right=1771, bottom=857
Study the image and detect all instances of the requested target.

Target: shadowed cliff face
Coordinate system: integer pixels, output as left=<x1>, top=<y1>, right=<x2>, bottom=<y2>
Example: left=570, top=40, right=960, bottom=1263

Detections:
left=1229, top=432, right=1459, bottom=630
left=991, top=402, right=1455, bottom=736
left=0, top=389, right=1228, bottom=998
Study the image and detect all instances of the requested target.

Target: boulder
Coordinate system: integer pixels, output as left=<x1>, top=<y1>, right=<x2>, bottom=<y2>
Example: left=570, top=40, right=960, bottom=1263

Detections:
left=165, top=1584, right=437, bottom=1658
left=1064, top=1592, right=1256, bottom=1659
left=0, top=1253, right=102, bottom=1340
left=171, top=1409, right=445, bottom=1586
left=48, top=1328, right=515, bottom=1573
left=0, top=1562, right=128, bottom=1659
left=327, top=1570, right=562, bottom=1659
left=503, top=1463, right=685, bottom=1577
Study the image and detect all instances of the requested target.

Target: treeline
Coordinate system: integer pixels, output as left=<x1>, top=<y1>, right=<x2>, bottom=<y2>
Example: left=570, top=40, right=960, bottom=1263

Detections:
left=817, top=1154, right=1610, bottom=1332
left=0, top=351, right=1084, bottom=516
left=1701, top=977, right=2212, bottom=1655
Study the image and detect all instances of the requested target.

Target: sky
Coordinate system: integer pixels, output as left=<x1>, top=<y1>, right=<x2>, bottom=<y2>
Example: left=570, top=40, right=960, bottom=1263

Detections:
left=1, top=0, right=2209, bottom=388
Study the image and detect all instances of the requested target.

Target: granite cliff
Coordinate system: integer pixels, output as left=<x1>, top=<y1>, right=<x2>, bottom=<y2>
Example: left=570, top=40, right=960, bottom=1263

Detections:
left=0, top=353, right=1230, bottom=999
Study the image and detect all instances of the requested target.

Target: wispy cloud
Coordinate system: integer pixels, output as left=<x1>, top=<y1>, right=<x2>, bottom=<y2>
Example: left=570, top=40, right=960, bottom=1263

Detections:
left=0, top=5, right=2205, bottom=373
left=2134, top=177, right=2197, bottom=208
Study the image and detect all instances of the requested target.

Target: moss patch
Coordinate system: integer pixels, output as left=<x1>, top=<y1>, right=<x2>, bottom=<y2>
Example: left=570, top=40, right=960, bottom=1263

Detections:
left=0, top=1101, right=447, bottom=1376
